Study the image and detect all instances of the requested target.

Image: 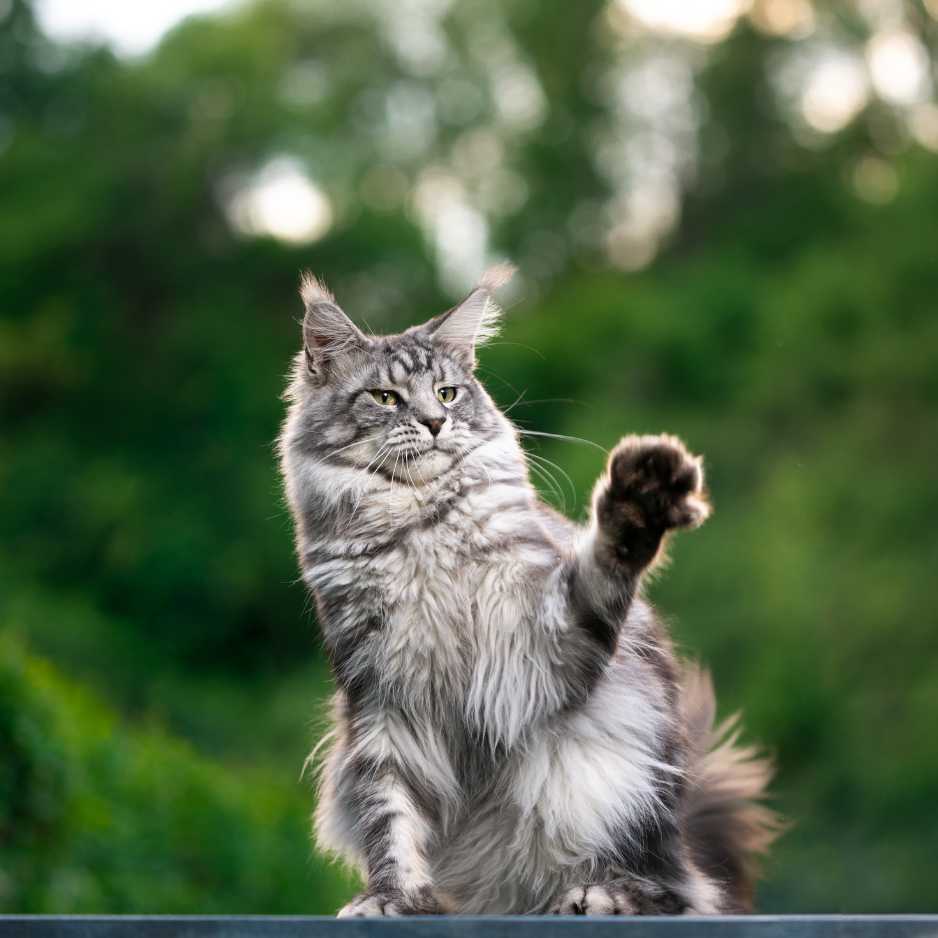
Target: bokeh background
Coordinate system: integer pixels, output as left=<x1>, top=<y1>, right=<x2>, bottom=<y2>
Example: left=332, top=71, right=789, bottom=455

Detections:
left=2, top=0, right=937, bottom=915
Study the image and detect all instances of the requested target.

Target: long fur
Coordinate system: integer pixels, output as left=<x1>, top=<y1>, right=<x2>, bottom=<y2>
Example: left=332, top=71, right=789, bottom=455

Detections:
left=680, top=664, right=784, bottom=912
left=278, top=269, right=780, bottom=916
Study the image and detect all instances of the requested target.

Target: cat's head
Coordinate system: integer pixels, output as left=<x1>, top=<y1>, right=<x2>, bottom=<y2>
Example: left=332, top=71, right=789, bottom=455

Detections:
left=285, top=265, right=516, bottom=486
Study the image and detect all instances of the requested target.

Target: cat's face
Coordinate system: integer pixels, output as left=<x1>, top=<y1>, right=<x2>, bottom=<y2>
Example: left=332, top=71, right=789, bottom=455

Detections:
left=289, top=267, right=513, bottom=485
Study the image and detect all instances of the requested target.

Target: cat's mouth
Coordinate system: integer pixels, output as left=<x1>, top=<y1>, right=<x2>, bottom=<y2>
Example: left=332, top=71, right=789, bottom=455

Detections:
left=395, top=441, right=449, bottom=458
left=386, top=443, right=453, bottom=481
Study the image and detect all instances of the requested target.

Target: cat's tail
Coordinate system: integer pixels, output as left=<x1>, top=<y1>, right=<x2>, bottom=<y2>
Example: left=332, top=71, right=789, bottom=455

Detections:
left=679, top=663, right=784, bottom=913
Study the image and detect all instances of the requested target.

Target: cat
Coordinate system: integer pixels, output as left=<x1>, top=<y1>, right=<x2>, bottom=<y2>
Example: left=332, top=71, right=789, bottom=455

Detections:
left=278, top=265, right=780, bottom=916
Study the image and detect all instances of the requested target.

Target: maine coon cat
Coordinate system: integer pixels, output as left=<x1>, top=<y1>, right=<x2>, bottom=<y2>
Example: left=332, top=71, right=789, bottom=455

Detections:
left=279, top=266, right=779, bottom=916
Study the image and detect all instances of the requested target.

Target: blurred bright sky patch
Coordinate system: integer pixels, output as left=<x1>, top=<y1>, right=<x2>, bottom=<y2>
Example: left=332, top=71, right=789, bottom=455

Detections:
left=29, top=0, right=938, bottom=277
left=36, top=0, right=235, bottom=55
left=618, top=0, right=751, bottom=42
left=225, top=157, right=334, bottom=245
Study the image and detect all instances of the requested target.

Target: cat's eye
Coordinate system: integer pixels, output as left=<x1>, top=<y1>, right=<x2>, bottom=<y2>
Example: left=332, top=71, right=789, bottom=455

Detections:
left=369, top=389, right=399, bottom=407
left=437, top=386, right=458, bottom=404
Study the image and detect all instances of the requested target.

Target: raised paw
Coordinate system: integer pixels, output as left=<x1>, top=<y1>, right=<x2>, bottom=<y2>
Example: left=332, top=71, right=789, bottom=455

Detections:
left=606, top=433, right=710, bottom=531
left=336, top=886, right=447, bottom=917
left=550, top=883, right=635, bottom=916
left=594, top=434, right=710, bottom=572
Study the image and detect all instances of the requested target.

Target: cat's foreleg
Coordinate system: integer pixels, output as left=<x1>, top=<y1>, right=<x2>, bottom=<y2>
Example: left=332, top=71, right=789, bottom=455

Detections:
left=336, top=759, right=449, bottom=916
left=545, top=436, right=717, bottom=917
left=566, top=433, right=710, bottom=646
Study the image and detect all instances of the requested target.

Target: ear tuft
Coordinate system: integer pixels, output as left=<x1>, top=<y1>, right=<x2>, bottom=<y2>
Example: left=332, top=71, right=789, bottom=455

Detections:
left=425, top=262, right=515, bottom=366
left=300, top=271, right=336, bottom=308
left=477, top=262, right=517, bottom=293
left=299, top=271, right=365, bottom=384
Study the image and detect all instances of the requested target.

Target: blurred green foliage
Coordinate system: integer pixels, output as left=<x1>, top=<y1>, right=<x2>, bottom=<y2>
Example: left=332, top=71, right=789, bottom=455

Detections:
left=0, top=636, right=352, bottom=911
left=1, top=0, right=937, bottom=915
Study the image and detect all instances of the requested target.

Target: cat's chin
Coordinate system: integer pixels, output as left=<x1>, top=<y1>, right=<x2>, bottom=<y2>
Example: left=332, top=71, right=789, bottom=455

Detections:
left=401, top=449, right=452, bottom=485
left=378, top=446, right=454, bottom=486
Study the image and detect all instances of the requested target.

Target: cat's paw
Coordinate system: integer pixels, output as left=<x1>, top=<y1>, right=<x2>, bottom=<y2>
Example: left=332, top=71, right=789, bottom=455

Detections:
left=337, top=893, right=393, bottom=917
left=593, top=434, right=709, bottom=571
left=550, top=883, right=636, bottom=916
left=551, top=877, right=689, bottom=916
left=336, top=887, right=447, bottom=917
left=604, top=433, right=710, bottom=532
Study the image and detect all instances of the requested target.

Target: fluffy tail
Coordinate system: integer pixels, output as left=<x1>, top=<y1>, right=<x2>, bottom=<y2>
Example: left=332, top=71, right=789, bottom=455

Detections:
left=680, top=664, right=784, bottom=912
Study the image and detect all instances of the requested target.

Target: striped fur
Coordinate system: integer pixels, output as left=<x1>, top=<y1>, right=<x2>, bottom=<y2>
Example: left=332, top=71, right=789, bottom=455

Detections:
left=278, top=269, right=780, bottom=916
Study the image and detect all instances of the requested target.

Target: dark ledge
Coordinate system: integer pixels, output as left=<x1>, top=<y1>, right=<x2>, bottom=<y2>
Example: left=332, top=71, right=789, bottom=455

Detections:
left=2, top=917, right=937, bottom=938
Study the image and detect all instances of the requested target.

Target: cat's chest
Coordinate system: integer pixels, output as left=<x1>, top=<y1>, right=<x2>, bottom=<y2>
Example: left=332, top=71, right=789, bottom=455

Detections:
left=378, top=516, right=473, bottom=602
left=309, top=481, right=552, bottom=697
left=358, top=480, right=534, bottom=609
left=346, top=526, right=467, bottom=702
left=378, top=513, right=483, bottom=650
left=366, top=504, right=534, bottom=692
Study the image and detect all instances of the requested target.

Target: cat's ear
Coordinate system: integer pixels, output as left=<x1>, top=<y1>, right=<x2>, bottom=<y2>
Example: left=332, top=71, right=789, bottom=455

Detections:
left=424, top=263, right=515, bottom=368
left=300, top=272, right=366, bottom=385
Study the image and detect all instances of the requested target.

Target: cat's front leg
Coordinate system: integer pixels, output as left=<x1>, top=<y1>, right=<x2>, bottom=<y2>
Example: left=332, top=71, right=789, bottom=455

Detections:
left=593, top=433, right=710, bottom=578
left=334, top=736, right=451, bottom=917
left=567, top=434, right=709, bottom=649
left=543, top=434, right=709, bottom=697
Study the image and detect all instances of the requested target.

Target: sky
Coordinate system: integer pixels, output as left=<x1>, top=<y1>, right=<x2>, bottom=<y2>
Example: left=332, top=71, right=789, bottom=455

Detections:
left=35, top=0, right=236, bottom=56
left=34, top=0, right=762, bottom=57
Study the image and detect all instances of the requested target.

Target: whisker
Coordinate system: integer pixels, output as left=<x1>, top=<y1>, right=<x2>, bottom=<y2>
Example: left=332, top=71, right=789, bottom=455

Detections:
left=386, top=450, right=402, bottom=511
left=320, top=433, right=381, bottom=461
left=529, top=467, right=565, bottom=511
left=483, top=340, right=547, bottom=360
left=501, top=388, right=529, bottom=416
left=525, top=455, right=566, bottom=510
left=359, top=444, right=391, bottom=478
left=454, top=439, right=495, bottom=489
left=518, top=429, right=608, bottom=454
left=475, top=364, right=524, bottom=399
left=530, top=455, right=567, bottom=501
left=403, top=449, right=419, bottom=493
left=344, top=444, right=392, bottom=531
left=526, top=450, right=578, bottom=505
left=507, top=397, right=582, bottom=410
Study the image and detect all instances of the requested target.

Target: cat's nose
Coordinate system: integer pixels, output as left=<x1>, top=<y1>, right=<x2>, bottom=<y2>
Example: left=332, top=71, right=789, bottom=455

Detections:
left=420, top=417, right=445, bottom=438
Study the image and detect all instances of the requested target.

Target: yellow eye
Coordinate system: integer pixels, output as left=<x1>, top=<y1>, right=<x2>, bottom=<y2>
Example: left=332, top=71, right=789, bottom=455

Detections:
left=437, top=386, right=458, bottom=404
left=370, top=389, right=399, bottom=406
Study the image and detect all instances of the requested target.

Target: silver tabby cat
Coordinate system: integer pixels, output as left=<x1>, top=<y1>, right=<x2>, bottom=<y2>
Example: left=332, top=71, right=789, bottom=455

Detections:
left=279, top=266, right=779, bottom=916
